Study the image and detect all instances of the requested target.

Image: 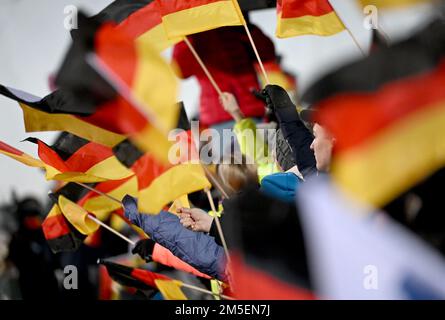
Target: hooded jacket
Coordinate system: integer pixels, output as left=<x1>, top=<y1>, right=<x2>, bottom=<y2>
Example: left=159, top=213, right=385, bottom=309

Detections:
left=260, top=172, right=301, bottom=204
left=123, top=196, right=226, bottom=281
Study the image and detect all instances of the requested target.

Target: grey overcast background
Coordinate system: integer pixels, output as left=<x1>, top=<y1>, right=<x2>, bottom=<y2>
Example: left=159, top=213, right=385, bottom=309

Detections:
left=0, top=0, right=434, bottom=202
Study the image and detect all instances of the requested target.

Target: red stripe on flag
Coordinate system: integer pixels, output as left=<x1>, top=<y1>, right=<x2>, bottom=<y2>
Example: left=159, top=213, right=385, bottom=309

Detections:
left=131, top=268, right=170, bottom=288
left=131, top=153, right=171, bottom=190
left=117, top=1, right=162, bottom=39
left=95, top=24, right=138, bottom=88
left=37, top=140, right=69, bottom=172
left=0, top=141, right=25, bottom=156
left=64, top=142, right=114, bottom=173
left=279, top=0, right=337, bottom=19
left=314, top=62, right=445, bottom=154
left=77, top=98, right=148, bottom=135
left=157, top=0, right=224, bottom=15
left=42, top=213, right=71, bottom=240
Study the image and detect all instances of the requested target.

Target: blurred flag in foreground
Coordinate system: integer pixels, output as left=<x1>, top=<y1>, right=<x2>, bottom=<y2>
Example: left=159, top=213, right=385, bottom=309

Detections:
left=56, top=12, right=179, bottom=163
left=93, top=0, right=183, bottom=52
left=298, top=176, right=445, bottom=299
left=100, top=259, right=188, bottom=300
left=302, top=19, right=445, bottom=207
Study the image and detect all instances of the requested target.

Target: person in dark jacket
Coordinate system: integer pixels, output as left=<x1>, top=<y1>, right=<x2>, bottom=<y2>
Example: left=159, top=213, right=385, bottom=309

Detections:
left=261, top=85, right=335, bottom=176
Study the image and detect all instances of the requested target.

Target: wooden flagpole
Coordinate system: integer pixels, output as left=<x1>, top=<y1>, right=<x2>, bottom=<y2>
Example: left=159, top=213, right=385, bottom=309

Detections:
left=87, top=214, right=136, bottom=245
left=346, top=28, right=367, bottom=57
left=205, top=188, right=231, bottom=265
left=241, top=23, right=270, bottom=85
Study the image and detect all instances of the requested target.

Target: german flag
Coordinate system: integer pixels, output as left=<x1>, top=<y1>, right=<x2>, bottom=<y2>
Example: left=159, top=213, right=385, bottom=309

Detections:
left=110, top=106, right=210, bottom=214
left=302, top=20, right=445, bottom=207
left=56, top=12, right=179, bottom=163
left=113, top=133, right=210, bottom=214
left=156, top=0, right=245, bottom=38
left=276, top=0, right=345, bottom=38
left=0, top=140, right=43, bottom=168
left=93, top=0, right=183, bottom=52
left=42, top=204, right=86, bottom=253
left=0, top=139, right=126, bottom=184
left=99, top=259, right=188, bottom=300
left=0, top=85, right=127, bottom=148
left=58, top=195, right=100, bottom=235
left=24, top=133, right=134, bottom=183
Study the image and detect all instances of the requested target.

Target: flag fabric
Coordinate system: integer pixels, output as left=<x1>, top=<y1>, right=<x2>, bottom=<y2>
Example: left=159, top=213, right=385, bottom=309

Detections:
left=297, top=176, right=445, bottom=299
left=0, top=85, right=126, bottom=148
left=58, top=195, right=100, bottom=235
left=42, top=204, right=86, bottom=253
left=276, top=0, right=345, bottom=38
left=0, top=85, right=126, bottom=147
left=111, top=106, right=211, bottom=214
left=93, top=0, right=183, bottom=51
left=56, top=12, right=179, bottom=163
left=156, top=0, right=245, bottom=38
left=302, top=20, right=445, bottom=207
left=99, top=259, right=188, bottom=299
left=154, top=279, right=188, bottom=300
left=223, top=185, right=315, bottom=299
left=0, top=140, right=43, bottom=168
left=24, top=133, right=134, bottom=183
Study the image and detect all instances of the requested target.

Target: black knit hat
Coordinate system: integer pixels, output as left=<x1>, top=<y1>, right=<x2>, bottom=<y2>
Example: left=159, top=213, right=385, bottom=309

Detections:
left=275, top=129, right=296, bottom=171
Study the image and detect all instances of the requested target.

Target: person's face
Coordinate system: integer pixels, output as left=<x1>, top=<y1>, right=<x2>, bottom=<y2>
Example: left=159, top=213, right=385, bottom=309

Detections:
left=310, top=124, right=334, bottom=172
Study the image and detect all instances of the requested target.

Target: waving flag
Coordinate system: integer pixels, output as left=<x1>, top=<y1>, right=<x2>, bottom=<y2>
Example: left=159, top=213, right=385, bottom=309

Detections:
left=0, top=85, right=126, bottom=147
left=0, top=140, right=43, bottom=168
left=156, top=0, right=245, bottom=38
left=56, top=13, right=178, bottom=163
left=58, top=196, right=100, bottom=235
left=276, top=0, right=345, bottom=38
left=93, top=0, right=183, bottom=51
left=24, top=133, right=134, bottom=183
left=42, top=204, right=85, bottom=253
left=302, top=20, right=445, bottom=207
left=100, top=259, right=188, bottom=300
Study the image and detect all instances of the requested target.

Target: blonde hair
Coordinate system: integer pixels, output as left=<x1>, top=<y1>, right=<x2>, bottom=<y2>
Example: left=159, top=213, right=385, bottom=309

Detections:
left=216, top=154, right=258, bottom=196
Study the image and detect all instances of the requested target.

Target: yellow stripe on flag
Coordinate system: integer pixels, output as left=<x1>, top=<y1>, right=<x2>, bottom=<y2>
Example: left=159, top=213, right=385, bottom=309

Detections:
left=136, top=24, right=183, bottom=52
left=131, top=124, right=173, bottom=164
left=133, top=41, right=179, bottom=131
left=332, top=101, right=445, bottom=207
left=161, top=0, right=245, bottom=39
left=168, top=194, right=190, bottom=214
left=0, top=150, right=44, bottom=168
left=138, top=163, right=211, bottom=214
left=276, top=11, right=345, bottom=38
left=83, top=176, right=139, bottom=218
left=154, top=279, right=188, bottom=300
left=20, top=103, right=126, bottom=148
left=58, top=196, right=99, bottom=235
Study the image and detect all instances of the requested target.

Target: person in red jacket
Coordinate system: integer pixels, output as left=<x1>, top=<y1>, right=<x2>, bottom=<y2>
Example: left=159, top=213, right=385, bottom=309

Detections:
left=172, top=24, right=276, bottom=160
